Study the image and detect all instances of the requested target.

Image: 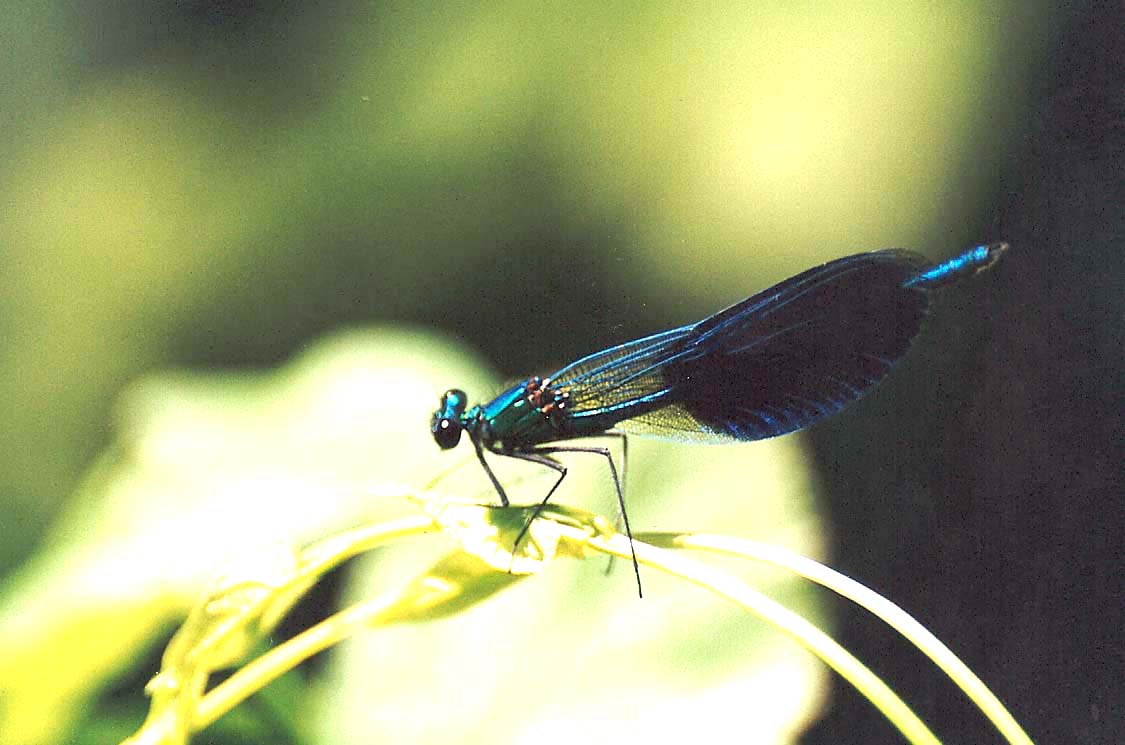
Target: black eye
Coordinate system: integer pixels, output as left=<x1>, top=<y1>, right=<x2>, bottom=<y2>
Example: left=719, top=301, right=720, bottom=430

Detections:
left=431, top=389, right=468, bottom=450
left=431, top=414, right=462, bottom=449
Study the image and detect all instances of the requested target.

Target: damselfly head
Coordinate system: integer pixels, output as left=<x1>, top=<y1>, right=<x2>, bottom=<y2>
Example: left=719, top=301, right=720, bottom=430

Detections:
left=431, top=388, right=468, bottom=449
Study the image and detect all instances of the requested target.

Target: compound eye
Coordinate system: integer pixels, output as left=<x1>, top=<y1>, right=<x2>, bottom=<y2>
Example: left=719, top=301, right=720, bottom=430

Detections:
left=431, top=389, right=468, bottom=450
left=431, top=415, right=462, bottom=449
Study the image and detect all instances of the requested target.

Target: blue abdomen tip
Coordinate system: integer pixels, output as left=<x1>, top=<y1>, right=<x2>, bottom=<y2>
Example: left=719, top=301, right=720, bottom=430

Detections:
left=905, top=242, right=1008, bottom=289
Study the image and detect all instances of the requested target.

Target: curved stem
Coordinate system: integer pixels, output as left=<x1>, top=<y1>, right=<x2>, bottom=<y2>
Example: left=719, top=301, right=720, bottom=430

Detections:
left=190, top=514, right=437, bottom=732
left=587, top=532, right=942, bottom=745
left=194, top=586, right=406, bottom=729
left=646, top=533, right=1033, bottom=745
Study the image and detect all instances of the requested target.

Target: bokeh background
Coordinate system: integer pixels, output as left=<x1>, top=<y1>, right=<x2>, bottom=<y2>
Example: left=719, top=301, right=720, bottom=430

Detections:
left=0, top=2, right=1120, bottom=744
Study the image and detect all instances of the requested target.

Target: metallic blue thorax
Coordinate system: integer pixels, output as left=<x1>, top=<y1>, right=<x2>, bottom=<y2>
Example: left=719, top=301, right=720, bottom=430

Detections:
left=466, top=377, right=573, bottom=451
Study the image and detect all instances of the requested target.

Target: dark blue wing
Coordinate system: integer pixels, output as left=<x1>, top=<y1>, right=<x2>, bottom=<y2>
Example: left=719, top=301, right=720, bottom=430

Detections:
left=643, top=249, right=933, bottom=441
left=552, top=249, right=938, bottom=442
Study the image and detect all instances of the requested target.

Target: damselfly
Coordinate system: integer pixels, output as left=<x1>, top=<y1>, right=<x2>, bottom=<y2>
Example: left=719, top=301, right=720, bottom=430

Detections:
left=431, top=243, right=1007, bottom=593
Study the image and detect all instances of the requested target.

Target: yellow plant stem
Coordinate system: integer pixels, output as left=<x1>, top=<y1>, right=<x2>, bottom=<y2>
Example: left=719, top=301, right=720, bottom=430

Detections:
left=587, top=532, right=942, bottom=745
left=179, top=514, right=437, bottom=738
left=296, top=512, right=438, bottom=579
left=138, top=506, right=1032, bottom=745
left=649, top=533, right=1034, bottom=745
left=195, top=584, right=408, bottom=729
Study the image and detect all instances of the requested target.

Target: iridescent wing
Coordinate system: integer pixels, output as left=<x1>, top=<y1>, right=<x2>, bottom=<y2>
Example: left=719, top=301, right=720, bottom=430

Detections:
left=547, top=325, right=697, bottom=430
left=549, top=249, right=936, bottom=442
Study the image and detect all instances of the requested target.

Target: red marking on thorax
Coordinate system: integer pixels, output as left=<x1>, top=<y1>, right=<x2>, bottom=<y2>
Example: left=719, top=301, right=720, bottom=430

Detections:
left=525, top=376, right=568, bottom=422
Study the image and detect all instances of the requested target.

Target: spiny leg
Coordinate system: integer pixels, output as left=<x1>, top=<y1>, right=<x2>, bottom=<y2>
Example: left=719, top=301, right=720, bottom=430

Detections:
left=600, top=431, right=629, bottom=536
left=526, top=443, right=643, bottom=598
left=603, top=429, right=630, bottom=499
left=510, top=433, right=628, bottom=528
left=503, top=449, right=569, bottom=557
left=591, top=431, right=629, bottom=576
left=471, top=433, right=510, bottom=506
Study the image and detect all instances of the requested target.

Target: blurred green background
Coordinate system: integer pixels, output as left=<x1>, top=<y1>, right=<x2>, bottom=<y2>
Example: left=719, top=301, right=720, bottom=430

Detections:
left=0, top=0, right=1053, bottom=560
left=0, top=1, right=1089, bottom=743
